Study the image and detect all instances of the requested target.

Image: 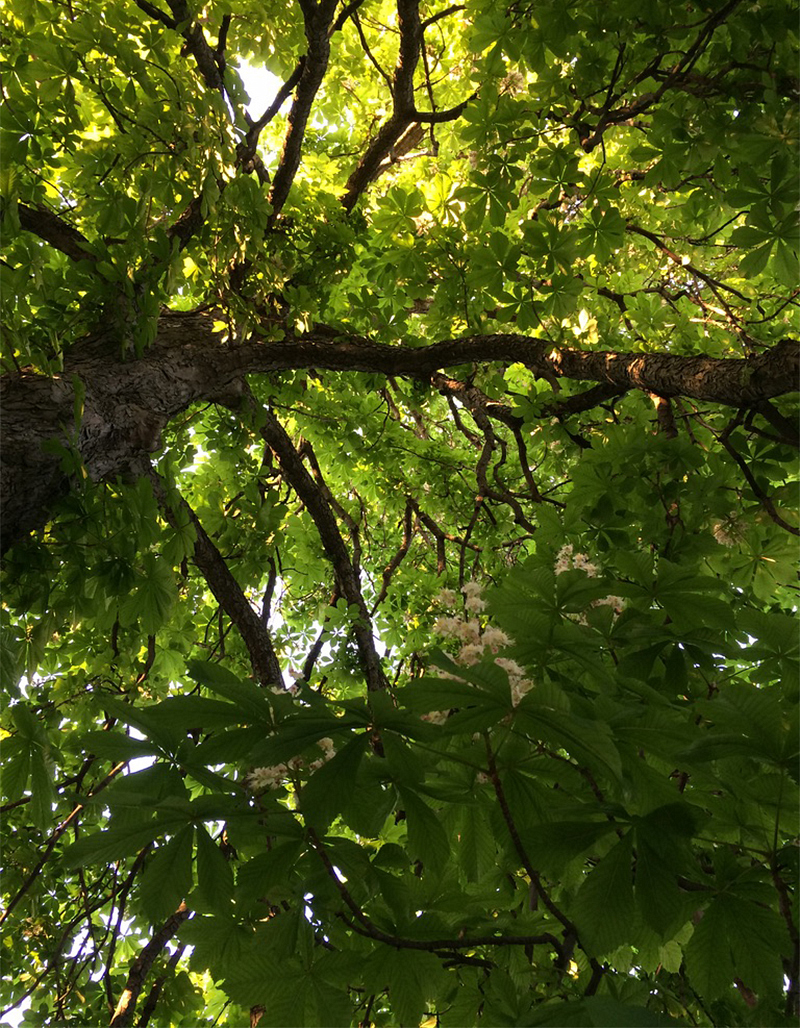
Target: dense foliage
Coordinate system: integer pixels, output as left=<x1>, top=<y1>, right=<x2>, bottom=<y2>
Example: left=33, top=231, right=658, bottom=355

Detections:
left=1, top=0, right=798, bottom=1025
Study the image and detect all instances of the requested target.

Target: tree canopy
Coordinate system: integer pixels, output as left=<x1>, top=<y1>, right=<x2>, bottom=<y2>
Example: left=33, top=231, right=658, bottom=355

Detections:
left=1, top=0, right=798, bottom=1025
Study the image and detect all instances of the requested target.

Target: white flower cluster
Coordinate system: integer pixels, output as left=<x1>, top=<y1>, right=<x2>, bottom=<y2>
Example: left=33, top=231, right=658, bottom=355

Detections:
left=593, top=594, right=626, bottom=614
left=421, top=709, right=450, bottom=725
left=500, top=70, right=526, bottom=95
left=244, top=737, right=336, bottom=794
left=554, top=543, right=598, bottom=577
left=433, top=581, right=534, bottom=707
left=712, top=514, right=746, bottom=547
left=554, top=546, right=625, bottom=618
left=495, top=656, right=534, bottom=706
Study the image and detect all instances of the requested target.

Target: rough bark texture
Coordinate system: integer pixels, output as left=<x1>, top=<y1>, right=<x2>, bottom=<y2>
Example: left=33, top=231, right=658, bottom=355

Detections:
left=1, top=308, right=797, bottom=553
left=108, top=903, right=190, bottom=1027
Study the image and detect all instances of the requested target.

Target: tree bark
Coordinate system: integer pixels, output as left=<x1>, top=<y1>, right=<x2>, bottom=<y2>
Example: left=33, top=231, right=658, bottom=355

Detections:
left=2, top=309, right=797, bottom=553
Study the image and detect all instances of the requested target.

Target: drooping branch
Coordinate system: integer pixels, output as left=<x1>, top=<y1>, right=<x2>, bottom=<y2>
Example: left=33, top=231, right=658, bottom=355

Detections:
left=254, top=404, right=388, bottom=692
left=308, top=827, right=563, bottom=957
left=567, top=0, right=743, bottom=153
left=147, top=470, right=284, bottom=685
left=717, top=415, right=799, bottom=535
left=372, top=498, right=414, bottom=610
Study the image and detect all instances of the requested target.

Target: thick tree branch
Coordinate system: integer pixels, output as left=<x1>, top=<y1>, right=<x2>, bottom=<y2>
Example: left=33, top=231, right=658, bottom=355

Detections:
left=1, top=313, right=796, bottom=553
left=136, top=942, right=186, bottom=1028
left=269, top=0, right=339, bottom=217
left=163, top=1, right=225, bottom=91
left=254, top=405, right=388, bottom=692
left=17, top=203, right=98, bottom=263
left=147, top=470, right=284, bottom=685
left=341, top=0, right=473, bottom=210
left=109, top=903, right=191, bottom=1027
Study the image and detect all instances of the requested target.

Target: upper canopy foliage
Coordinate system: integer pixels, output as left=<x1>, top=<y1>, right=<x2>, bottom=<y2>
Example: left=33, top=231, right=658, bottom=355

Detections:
left=0, top=0, right=798, bottom=1026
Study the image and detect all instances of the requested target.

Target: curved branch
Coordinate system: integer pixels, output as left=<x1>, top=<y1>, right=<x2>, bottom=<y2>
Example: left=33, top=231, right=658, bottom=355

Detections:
left=2, top=314, right=796, bottom=553
left=341, top=0, right=472, bottom=210
left=255, top=404, right=388, bottom=692
left=269, top=0, right=339, bottom=217
left=308, top=827, right=563, bottom=957
left=109, top=902, right=191, bottom=1027
left=17, top=203, right=98, bottom=263
left=717, top=417, right=799, bottom=535
left=147, top=470, right=284, bottom=685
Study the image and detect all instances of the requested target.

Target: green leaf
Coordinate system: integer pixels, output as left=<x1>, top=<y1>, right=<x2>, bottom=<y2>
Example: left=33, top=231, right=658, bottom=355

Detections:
left=573, top=834, right=635, bottom=955
left=684, top=899, right=737, bottom=1002
left=29, top=743, right=56, bottom=831
left=300, top=735, right=367, bottom=831
left=397, top=786, right=449, bottom=875
left=195, top=825, right=234, bottom=914
left=63, top=821, right=167, bottom=868
left=518, top=818, right=617, bottom=876
left=77, top=730, right=159, bottom=761
left=138, top=824, right=194, bottom=922
left=185, top=659, right=275, bottom=720
left=364, top=947, right=444, bottom=1028
left=1, top=737, right=30, bottom=803
left=181, top=915, right=252, bottom=977
left=249, top=715, right=355, bottom=768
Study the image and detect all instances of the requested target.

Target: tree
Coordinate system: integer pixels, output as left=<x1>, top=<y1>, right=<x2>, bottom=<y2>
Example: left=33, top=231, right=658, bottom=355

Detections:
left=0, top=0, right=798, bottom=1024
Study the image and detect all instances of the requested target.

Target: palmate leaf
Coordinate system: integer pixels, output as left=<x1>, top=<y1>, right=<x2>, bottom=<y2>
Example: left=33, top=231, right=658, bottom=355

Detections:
left=528, top=997, right=689, bottom=1026
left=0, top=623, right=22, bottom=697
left=453, top=802, right=497, bottom=882
left=118, top=552, right=176, bottom=634
left=185, top=658, right=275, bottom=721
left=63, top=818, right=183, bottom=868
left=195, top=825, right=234, bottom=914
left=299, top=735, right=368, bottom=831
left=29, top=741, right=56, bottom=831
left=0, top=736, right=30, bottom=803
left=235, top=840, right=304, bottom=909
left=342, top=763, right=397, bottom=837
left=99, top=694, right=183, bottom=754
left=75, top=730, right=158, bottom=761
left=517, top=818, right=617, bottom=877
left=143, top=694, right=247, bottom=732
left=254, top=903, right=314, bottom=963
left=573, top=834, right=635, bottom=955
left=515, top=704, right=622, bottom=781
left=248, top=714, right=360, bottom=768
left=364, top=947, right=445, bottom=1028
left=138, top=824, right=194, bottom=922
left=398, top=673, right=499, bottom=713
left=181, top=915, right=252, bottom=977
left=223, top=951, right=353, bottom=1027
left=683, top=899, right=737, bottom=1002
left=685, top=892, right=791, bottom=1002
left=633, top=836, right=687, bottom=938
left=397, top=785, right=449, bottom=875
